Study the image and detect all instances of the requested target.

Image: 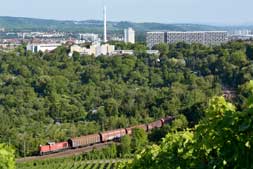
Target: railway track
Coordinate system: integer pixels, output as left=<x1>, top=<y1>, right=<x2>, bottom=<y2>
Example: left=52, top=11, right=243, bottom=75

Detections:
left=16, top=142, right=115, bottom=163
left=17, top=117, right=175, bottom=163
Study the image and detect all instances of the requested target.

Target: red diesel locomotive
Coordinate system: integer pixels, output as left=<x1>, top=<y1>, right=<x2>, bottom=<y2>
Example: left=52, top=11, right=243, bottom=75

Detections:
left=39, top=141, right=69, bottom=156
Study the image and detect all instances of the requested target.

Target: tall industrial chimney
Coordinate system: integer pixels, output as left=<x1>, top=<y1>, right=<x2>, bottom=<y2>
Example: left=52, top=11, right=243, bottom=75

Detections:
left=103, top=5, right=107, bottom=43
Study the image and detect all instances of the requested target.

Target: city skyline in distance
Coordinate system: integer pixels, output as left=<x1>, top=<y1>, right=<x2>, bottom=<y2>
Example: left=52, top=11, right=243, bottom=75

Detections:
left=0, top=0, right=253, bottom=26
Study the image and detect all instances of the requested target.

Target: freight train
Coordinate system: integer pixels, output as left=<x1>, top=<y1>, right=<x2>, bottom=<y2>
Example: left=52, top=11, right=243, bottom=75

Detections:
left=39, top=116, right=174, bottom=155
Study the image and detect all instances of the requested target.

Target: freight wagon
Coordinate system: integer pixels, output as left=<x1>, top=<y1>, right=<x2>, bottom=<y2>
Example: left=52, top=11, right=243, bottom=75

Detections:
left=126, top=124, right=148, bottom=135
left=68, top=134, right=101, bottom=148
left=164, top=116, right=175, bottom=124
left=147, top=120, right=164, bottom=131
left=39, top=116, right=175, bottom=155
left=100, top=128, right=126, bottom=142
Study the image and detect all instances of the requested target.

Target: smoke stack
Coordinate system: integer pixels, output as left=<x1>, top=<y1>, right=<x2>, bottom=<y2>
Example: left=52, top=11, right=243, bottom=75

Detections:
left=103, top=5, right=107, bottom=43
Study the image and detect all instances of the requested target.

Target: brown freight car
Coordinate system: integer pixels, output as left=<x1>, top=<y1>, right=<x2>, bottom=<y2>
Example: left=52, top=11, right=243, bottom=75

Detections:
left=147, top=120, right=163, bottom=131
left=163, top=116, right=175, bottom=124
left=100, top=128, right=126, bottom=142
left=126, top=124, right=148, bottom=135
left=68, top=134, right=101, bottom=148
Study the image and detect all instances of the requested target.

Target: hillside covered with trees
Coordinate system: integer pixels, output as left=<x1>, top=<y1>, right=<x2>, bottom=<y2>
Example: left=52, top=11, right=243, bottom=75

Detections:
left=0, top=41, right=252, bottom=159
left=120, top=94, right=253, bottom=169
left=0, top=16, right=220, bottom=32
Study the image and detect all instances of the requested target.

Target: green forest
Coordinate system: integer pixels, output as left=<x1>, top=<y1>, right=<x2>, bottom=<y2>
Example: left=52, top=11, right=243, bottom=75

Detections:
left=0, top=41, right=252, bottom=163
left=120, top=95, right=253, bottom=169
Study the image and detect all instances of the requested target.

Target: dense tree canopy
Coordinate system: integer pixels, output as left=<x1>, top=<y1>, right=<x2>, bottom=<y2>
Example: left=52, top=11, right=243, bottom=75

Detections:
left=120, top=96, right=253, bottom=169
left=131, top=128, right=148, bottom=153
left=0, top=144, right=15, bottom=169
left=0, top=41, right=252, bottom=157
left=119, top=135, right=131, bottom=156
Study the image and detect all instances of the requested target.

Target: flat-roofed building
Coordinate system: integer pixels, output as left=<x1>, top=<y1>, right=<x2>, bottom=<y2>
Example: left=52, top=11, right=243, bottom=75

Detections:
left=100, top=44, right=115, bottom=56
left=146, top=32, right=165, bottom=49
left=26, top=43, right=61, bottom=53
left=166, top=32, right=205, bottom=44
left=79, top=33, right=99, bottom=43
left=147, top=31, right=228, bottom=48
left=69, top=43, right=115, bottom=57
left=204, top=31, right=228, bottom=45
left=124, top=28, right=135, bottom=44
left=69, top=44, right=90, bottom=56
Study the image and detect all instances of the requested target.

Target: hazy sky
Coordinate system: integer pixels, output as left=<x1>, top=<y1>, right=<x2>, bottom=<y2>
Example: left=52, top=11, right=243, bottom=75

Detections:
left=1, top=0, right=253, bottom=25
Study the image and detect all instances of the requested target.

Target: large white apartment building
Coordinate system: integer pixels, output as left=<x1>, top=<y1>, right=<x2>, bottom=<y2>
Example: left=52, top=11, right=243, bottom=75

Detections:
left=147, top=31, right=228, bottom=48
left=166, top=32, right=205, bottom=44
left=146, top=32, right=165, bottom=49
left=203, top=31, right=228, bottom=45
left=124, top=28, right=135, bottom=44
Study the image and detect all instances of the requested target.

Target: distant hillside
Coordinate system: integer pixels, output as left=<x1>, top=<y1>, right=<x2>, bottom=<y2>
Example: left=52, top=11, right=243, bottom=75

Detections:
left=2, top=16, right=253, bottom=42
left=0, top=16, right=222, bottom=33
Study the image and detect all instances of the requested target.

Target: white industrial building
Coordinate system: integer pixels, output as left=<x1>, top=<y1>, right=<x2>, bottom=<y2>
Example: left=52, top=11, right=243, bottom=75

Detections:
left=79, top=33, right=99, bottom=43
left=26, top=43, right=61, bottom=53
left=124, top=28, right=135, bottom=44
left=112, top=50, right=159, bottom=56
left=69, top=43, right=115, bottom=57
left=100, top=44, right=115, bottom=56
left=70, top=44, right=159, bottom=57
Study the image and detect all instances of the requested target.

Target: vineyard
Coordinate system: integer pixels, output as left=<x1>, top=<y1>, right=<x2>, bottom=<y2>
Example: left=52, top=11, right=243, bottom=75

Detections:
left=17, top=159, right=130, bottom=169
